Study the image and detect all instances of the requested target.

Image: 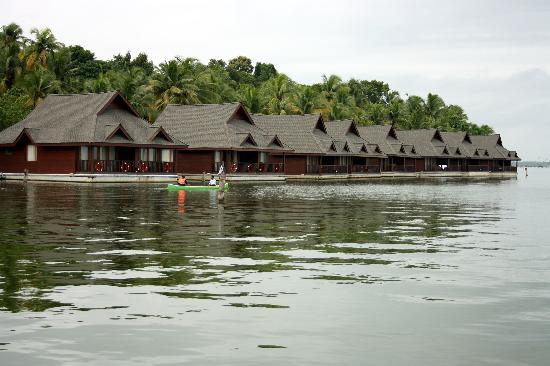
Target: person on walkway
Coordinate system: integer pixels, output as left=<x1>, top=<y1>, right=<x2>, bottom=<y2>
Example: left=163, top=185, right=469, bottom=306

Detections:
left=218, top=162, right=225, bottom=175
left=208, top=175, right=217, bottom=186
left=177, top=175, right=187, bottom=186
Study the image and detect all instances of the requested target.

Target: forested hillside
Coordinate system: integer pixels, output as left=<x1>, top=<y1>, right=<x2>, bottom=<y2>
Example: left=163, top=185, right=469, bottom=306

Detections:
left=0, top=23, right=493, bottom=134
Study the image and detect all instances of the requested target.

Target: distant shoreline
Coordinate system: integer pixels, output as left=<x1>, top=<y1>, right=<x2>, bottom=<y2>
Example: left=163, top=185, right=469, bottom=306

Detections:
left=516, top=162, right=550, bottom=168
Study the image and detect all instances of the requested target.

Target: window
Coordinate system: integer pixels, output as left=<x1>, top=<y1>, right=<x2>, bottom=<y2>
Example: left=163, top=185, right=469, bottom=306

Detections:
left=99, top=147, right=107, bottom=161
left=27, top=145, right=37, bottom=161
left=80, top=146, right=88, bottom=160
left=140, top=148, right=147, bottom=161
left=109, top=146, right=115, bottom=161
left=148, top=148, right=156, bottom=162
left=161, top=149, right=173, bottom=162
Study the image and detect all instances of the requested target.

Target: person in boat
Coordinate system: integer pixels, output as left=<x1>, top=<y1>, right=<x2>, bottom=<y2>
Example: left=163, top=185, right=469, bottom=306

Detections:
left=177, top=175, right=187, bottom=186
left=208, top=175, right=217, bottom=186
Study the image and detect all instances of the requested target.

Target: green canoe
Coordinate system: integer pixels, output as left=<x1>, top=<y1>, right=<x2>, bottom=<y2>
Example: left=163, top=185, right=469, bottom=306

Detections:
left=166, top=184, right=229, bottom=191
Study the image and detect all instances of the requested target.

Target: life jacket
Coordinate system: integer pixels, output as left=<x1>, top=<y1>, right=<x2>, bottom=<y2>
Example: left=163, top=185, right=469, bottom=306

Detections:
left=178, top=177, right=186, bottom=185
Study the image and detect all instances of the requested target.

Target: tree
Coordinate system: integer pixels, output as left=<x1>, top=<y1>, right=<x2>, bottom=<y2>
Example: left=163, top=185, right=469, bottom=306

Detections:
left=84, top=72, right=112, bottom=93
left=150, top=58, right=218, bottom=110
left=19, top=66, right=60, bottom=107
left=20, top=28, right=62, bottom=70
left=240, top=85, right=261, bottom=114
left=295, top=86, right=316, bottom=114
left=208, top=59, right=226, bottom=69
left=66, top=45, right=104, bottom=81
left=0, top=88, right=31, bottom=130
left=438, top=105, right=467, bottom=131
left=263, top=74, right=293, bottom=114
left=131, top=53, right=154, bottom=75
left=227, top=56, right=254, bottom=84
left=387, top=96, right=405, bottom=126
left=253, top=62, right=277, bottom=85
left=425, top=93, right=445, bottom=126
left=320, top=74, right=342, bottom=104
left=0, top=23, right=24, bottom=91
left=405, top=95, right=426, bottom=129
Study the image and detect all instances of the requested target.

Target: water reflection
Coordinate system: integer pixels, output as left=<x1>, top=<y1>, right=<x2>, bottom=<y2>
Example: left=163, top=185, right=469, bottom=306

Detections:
left=0, top=180, right=508, bottom=313
left=1, top=175, right=549, bottom=365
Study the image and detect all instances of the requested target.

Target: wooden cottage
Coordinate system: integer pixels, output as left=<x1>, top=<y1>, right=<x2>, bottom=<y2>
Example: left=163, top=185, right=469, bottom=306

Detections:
left=0, top=91, right=186, bottom=174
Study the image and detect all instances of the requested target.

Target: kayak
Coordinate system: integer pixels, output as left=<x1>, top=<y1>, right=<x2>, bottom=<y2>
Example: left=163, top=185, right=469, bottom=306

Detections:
left=166, top=184, right=229, bottom=191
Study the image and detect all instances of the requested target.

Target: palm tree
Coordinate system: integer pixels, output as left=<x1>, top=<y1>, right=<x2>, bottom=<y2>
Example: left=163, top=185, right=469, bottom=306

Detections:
left=320, top=74, right=342, bottom=104
left=295, top=86, right=316, bottom=114
left=149, top=58, right=218, bottom=109
left=0, top=23, right=24, bottom=91
left=241, top=85, right=261, bottom=114
left=20, top=28, right=62, bottom=70
left=387, top=96, right=404, bottom=127
left=84, top=72, right=112, bottom=93
left=424, top=93, right=445, bottom=127
left=405, top=96, right=426, bottom=129
left=20, top=66, right=60, bottom=107
left=264, top=74, right=292, bottom=114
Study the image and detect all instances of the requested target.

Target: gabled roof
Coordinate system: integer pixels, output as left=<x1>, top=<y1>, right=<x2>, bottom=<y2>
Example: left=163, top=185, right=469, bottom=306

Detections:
left=0, top=91, right=185, bottom=147
left=154, top=103, right=291, bottom=151
left=356, top=124, right=402, bottom=156
left=253, top=113, right=336, bottom=155
left=396, top=129, right=450, bottom=157
left=441, top=131, right=476, bottom=157
left=325, top=120, right=386, bottom=157
left=470, top=134, right=510, bottom=159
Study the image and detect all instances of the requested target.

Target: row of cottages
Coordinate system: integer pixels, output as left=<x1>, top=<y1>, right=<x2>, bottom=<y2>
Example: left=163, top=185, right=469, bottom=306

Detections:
left=0, top=91, right=520, bottom=175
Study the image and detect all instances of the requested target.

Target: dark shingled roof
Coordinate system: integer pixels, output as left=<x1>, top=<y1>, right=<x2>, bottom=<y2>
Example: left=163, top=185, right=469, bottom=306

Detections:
left=470, top=134, right=512, bottom=160
left=154, top=103, right=291, bottom=151
left=252, top=114, right=337, bottom=155
left=441, top=131, right=476, bottom=158
left=396, top=129, right=454, bottom=158
left=357, top=125, right=406, bottom=156
left=0, top=91, right=186, bottom=147
left=325, top=120, right=386, bottom=157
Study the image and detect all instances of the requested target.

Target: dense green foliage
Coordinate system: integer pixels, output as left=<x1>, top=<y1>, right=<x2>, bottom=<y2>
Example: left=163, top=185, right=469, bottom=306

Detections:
left=0, top=23, right=494, bottom=134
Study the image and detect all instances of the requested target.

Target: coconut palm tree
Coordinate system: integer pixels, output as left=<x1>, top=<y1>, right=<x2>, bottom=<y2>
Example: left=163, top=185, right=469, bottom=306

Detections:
left=264, top=74, right=293, bottom=114
left=19, top=66, right=60, bottom=107
left=150, top=58, right=218, bottom=109
left=295, top=86, right=316, bottom=114
left=320, top=74, right=342, bottom=104
left=0, top=23, right=24, bottom=91
left=405, top=95, right=426, bottom=129
left=241, top=85, right=261, bottom=114
left=83, top=72, right=112, bottom=93
left=19, top=28, right=62, bottom=70
left=424, top=93, right=445, bottom=126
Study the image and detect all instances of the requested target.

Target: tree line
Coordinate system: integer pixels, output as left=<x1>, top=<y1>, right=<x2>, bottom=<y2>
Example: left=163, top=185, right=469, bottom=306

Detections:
left=0, top=23, right=494, bottom=135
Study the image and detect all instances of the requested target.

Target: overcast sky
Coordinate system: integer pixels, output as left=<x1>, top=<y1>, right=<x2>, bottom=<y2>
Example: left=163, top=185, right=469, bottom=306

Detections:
left=3, top=0, right=549, bottom=160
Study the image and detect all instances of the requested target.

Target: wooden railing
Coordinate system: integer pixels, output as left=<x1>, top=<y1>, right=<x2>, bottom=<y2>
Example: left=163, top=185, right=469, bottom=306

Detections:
left=221, top=162, right=284, bottom=174
left=350, top=165, right=381, bottom=173
left=78, top=160, right=174, bottom=173
left=319, top=165, right=349, bottom=174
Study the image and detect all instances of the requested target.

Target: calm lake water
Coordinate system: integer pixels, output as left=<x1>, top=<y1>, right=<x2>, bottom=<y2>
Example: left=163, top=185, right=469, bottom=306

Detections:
left=0, top=170, right=549, bottom=365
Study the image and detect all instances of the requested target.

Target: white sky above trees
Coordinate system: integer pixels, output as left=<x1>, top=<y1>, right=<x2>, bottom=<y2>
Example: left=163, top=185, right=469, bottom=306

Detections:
left=3, top=0, right=549, bottom=160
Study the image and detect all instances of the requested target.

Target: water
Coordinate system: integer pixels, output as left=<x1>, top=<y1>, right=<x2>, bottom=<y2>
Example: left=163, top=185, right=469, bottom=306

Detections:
left=0, top=170, right=549, bottom=365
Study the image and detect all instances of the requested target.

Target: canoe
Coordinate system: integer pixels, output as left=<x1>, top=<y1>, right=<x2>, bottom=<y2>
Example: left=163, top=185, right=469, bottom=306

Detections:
left=166, top=184, right=229, bottom=191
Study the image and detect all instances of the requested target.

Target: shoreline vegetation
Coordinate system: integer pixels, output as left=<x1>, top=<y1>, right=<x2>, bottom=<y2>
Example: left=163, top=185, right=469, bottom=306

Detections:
left=1, top=23, right=494, bottom=136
